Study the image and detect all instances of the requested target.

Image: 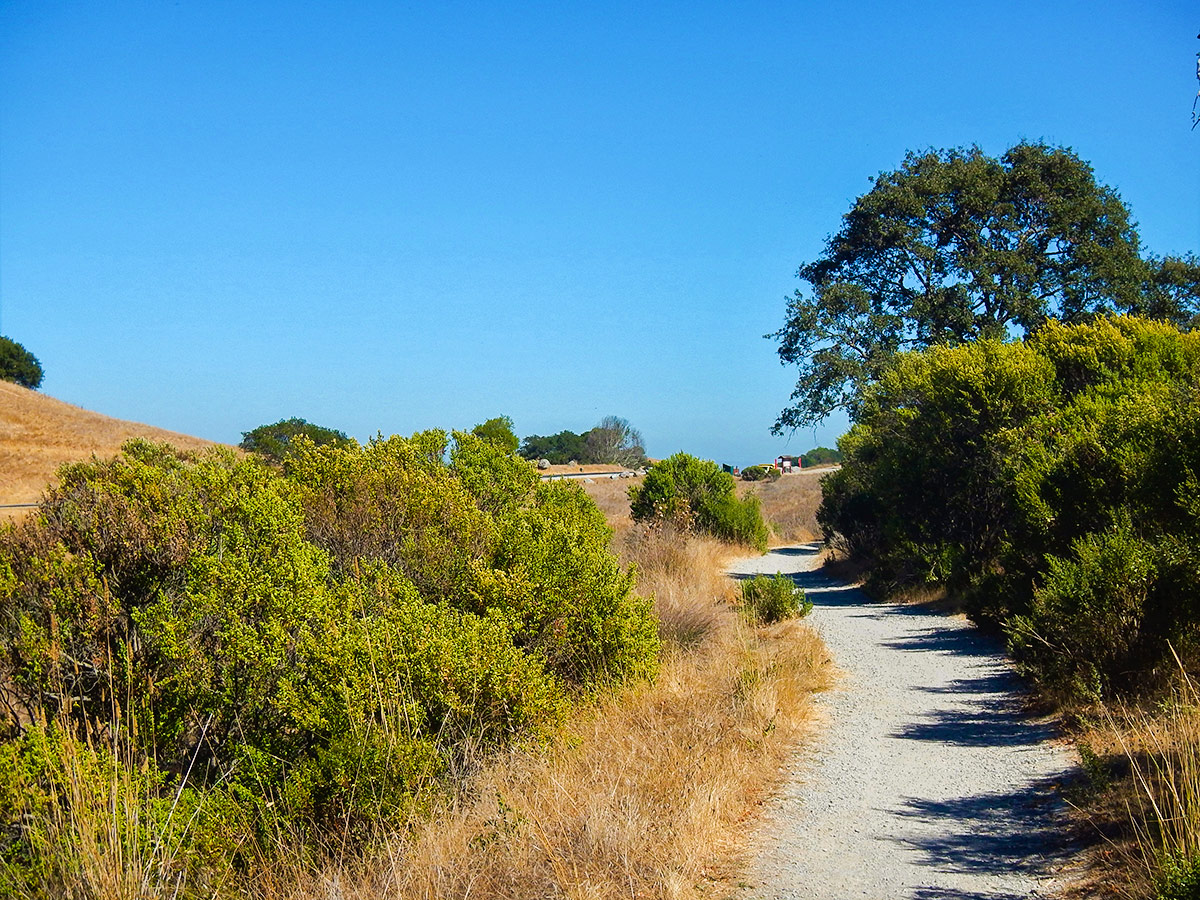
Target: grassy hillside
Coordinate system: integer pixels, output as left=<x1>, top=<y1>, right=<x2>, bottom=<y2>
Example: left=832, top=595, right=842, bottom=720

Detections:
left=0, top=381, right=218, bottom=510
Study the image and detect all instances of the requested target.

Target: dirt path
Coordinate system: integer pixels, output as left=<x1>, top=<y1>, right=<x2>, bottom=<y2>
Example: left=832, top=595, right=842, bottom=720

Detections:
left=733, top=545, right=1079, bottom=899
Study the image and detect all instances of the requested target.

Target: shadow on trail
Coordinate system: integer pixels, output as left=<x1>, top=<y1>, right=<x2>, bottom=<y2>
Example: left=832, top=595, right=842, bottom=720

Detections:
left=890, top=774, right=1078, bottom=883
left=741, top=543, right=1080, bottom=895
left=766, top=545, right=821, bottom=557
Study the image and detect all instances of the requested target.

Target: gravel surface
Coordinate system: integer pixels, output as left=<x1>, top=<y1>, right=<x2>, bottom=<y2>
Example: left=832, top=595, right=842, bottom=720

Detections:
left=733, top=545, right=1080, bottom=900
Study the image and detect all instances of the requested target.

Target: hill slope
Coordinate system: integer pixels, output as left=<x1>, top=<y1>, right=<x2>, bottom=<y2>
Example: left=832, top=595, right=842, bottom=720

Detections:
left=0, top=381, right=220, bottom=509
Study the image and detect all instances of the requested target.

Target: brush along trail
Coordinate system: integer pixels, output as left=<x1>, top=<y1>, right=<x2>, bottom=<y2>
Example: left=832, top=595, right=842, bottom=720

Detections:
left=734, top=544, right=1079, bottom=899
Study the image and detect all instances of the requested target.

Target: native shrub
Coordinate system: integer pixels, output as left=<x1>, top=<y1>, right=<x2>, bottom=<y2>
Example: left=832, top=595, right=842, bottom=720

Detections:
left=630, top=453, right=769, bottom=552
left=820, top=317, right=1200, bottom=699
left=740, top=573, right=810, bottom=624
left=0, top=427, right=656, bottom=883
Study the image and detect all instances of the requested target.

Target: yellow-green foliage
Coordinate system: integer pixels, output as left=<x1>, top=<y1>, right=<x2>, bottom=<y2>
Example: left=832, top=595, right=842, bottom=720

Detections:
left=739, top=573, right=811, bottom=624
left=819, top=316, right=1200, bottom=701
left=0, top=431, right=657, bottom=892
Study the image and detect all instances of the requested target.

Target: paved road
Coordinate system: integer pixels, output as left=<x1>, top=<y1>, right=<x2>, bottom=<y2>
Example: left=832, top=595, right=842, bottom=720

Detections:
left=733, top=545, right=1079, bottom=899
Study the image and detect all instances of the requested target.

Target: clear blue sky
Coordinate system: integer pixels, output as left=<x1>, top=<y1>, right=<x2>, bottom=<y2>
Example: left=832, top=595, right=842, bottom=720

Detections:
left=2, top=1, right=1196, bottom=466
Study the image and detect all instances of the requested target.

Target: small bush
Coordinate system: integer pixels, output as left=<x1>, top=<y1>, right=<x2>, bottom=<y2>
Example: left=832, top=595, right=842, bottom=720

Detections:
left=740, top=573, right=811, bottom=624
left=630, top=453, right=769, bottom=552
left=741, top=465, right=779, bottom=482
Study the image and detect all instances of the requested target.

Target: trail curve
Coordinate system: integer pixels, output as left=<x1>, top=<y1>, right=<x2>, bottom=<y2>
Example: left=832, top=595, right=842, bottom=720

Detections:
left=734, top=544, right=1079, bottom=900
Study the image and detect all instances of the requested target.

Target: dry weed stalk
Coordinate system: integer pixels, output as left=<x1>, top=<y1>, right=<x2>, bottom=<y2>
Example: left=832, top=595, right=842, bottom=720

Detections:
left=1107, top=653, right=1200, bottom=897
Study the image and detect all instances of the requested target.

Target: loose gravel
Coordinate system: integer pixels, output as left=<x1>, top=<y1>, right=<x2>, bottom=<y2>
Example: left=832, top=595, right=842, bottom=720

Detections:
left=733, top=545, right=1080, bottom=900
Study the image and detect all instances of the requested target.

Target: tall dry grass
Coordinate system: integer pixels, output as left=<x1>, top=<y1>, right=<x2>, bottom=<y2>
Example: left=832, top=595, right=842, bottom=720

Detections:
left=1061, top=659, right=1200, bottom=899
left=250, top=525, right=829, bottom=900
left=738, top=472, right=827, bottom=545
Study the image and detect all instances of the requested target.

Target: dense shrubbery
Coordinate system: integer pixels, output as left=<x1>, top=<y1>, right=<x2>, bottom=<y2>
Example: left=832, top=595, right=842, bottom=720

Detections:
left=739, top=573, right=811, bottom=624
left=0, top=432, right=657, bottom=892
left=819, top=316, right=1200, bottom=702
left=629, top=453, right=769, bottom=552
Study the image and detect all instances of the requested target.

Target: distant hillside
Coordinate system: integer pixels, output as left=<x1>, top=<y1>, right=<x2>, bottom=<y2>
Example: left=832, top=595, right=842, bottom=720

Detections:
left=0, top=381, right=220, bottom=511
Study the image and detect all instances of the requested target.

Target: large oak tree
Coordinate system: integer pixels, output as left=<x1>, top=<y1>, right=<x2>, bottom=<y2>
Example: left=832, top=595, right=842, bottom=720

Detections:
left=772, top=142, right=1200, bottom=430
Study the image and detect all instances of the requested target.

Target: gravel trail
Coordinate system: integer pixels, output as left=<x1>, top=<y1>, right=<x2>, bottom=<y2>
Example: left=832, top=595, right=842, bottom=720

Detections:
left=733, top=545, right=1079, bottom=900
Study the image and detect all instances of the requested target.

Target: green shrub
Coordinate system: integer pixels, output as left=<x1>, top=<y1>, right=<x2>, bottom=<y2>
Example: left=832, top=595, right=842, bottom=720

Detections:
left=630, top=453, right=769, bottom=552
left=1007, top=519, right=1158, bottom=699
left=741, top=465, right=779, bottom=482
left=471, top=415, right=519, bottom=454
left=740, top=573, right=811, bottom=624
left=1157, top=853, right=1200, bottom=900
left=288, top=433, right=659, bottom=688
left=476, top=480, right=660, bottom=685
left=1, top=428, right=656, bottom=880
left=0, top=336, right=43, bottom=390
left=821, top=316, right=1200, bottom=699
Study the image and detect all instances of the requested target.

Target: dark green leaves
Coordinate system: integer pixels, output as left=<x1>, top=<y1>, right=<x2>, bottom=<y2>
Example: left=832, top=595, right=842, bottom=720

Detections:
left=773, top=143, right=1197, bottom=430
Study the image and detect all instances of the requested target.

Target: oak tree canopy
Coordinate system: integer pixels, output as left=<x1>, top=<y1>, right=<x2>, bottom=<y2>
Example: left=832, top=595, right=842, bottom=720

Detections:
left=772, top=142, right=1200, bottom=431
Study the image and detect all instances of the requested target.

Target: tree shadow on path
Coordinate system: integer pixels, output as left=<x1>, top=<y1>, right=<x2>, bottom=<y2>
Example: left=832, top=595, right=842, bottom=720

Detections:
left=740, top=544, right=1082, bottom=897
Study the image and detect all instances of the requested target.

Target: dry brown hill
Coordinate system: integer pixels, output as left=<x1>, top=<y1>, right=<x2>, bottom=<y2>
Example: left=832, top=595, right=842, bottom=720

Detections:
left=0, top=381, right=221, bottom=512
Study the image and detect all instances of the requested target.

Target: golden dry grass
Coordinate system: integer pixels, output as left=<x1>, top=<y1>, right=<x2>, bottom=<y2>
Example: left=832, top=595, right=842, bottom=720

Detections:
left=578, top=475, right=641, bottom=533
left=0, top=381, right=218, bottom=511
left=740, top=472, right=828, bottom=545
left=1062, top=670, right=1200, bottom=900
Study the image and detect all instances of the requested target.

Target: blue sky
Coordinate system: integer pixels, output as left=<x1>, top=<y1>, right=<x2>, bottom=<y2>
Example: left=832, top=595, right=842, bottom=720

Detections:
left=1, top=1, right=1196, bottom=466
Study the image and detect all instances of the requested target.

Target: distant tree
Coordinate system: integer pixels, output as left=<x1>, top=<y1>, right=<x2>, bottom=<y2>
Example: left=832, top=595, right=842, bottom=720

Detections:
left=771, top=142, right=1200, bottom=431
left=471, top=415, right=519, bottom=453
left=240, top=417, right=350, bottom=462
left=583, top=416, right=646, bottom=468
left=519, top=430, right=587, bottom=465
left=800, top=447, right=842, bottom=467
left=0, top=336, right=44, bottom=390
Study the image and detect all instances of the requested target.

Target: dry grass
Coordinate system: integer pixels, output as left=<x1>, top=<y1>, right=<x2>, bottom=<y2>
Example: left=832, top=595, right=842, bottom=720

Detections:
left=1063, top=665, right=1200, bottom=900
left=578, top=475, right=641, bottom=534
left=0, top=381, right=218, bottom=512
left=253, top=525, right=831, bottom=900
left=740, top=471, right=828, bottom=545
